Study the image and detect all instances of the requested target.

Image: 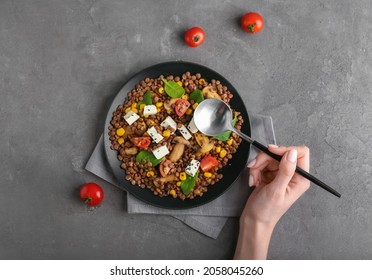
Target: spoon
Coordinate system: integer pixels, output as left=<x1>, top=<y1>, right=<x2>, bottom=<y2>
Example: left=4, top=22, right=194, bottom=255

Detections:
left=193, top=98, right=341, bottom=198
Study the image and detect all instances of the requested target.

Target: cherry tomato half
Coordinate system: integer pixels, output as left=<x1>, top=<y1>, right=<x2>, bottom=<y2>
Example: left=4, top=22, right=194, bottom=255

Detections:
left=130, top=137, right=151, bottom=149
left=241, top=12, right=264, bottom=33
left=174, top=99, right=190, bottom=117
left=80, top=182, right=104, bottom=206
left=200, top=155, right=219, bottom=172
left=184, top=27, right=205, bottom=47
left=159, top=159, right=172, bottom=177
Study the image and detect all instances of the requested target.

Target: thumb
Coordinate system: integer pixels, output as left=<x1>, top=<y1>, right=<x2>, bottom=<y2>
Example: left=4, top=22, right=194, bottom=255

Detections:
left=272, top=149, right=297, bottom=192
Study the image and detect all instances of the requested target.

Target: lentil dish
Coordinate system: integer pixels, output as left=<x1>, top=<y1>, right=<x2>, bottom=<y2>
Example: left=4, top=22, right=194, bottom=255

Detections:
left=108, top=72, right=243, bottom=200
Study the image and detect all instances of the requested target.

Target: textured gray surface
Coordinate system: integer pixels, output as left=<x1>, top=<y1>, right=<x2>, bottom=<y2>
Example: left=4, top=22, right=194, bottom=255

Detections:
left=0, top=0, right=371, bottom=259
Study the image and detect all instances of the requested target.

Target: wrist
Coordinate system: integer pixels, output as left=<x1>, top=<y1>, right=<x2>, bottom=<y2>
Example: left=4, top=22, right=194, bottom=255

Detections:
left=234, top=217, right=274, bottom=260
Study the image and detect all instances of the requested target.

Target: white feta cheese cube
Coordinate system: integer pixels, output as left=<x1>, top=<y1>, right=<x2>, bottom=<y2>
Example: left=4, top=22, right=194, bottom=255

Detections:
left=152, top=145, right=170, bottom=159
left=185, top=159, right=200, bottom=177
left=123, top=110, right=140, bottom=125
left=161, top=116, right=177, bottom=131
left=147, top=126, right=164, bottom=144
left=143, top=105, right=157, bottom=115
left=178, top=125, right=192, bottom=140
left=187, top=117, right=198, bottom=133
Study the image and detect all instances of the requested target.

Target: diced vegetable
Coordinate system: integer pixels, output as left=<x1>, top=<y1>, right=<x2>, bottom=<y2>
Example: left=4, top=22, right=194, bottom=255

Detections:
left=200, top=155, right=219, bottom=172
left=169, top=143, right=185, bottom=162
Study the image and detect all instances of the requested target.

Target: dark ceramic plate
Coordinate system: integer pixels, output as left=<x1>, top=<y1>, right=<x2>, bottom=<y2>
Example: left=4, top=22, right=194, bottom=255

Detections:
left=103, top=61, right=251, bottom=209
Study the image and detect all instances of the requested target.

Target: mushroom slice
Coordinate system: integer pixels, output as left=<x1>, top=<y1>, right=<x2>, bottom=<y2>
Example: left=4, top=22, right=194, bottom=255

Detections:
left=202, top=86, right=221, bottom=100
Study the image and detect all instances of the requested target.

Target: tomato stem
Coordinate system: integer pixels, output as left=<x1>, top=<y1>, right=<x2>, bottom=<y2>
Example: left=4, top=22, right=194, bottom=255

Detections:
left=193, top=36, right=200, bottom=43
left=84, top=196, right=92, bottom=204
left=248, top=23, right=256, bottom=33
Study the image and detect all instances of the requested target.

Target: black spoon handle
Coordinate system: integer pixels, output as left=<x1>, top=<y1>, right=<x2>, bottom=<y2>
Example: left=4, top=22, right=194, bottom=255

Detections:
left=251, top=141, right=341, bottom=198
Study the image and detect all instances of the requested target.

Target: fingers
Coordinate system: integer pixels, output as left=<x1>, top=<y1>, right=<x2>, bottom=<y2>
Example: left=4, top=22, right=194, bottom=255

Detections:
left=271, top=149, right=297, bottom=193
left=268, top=145, right=310, bottom=172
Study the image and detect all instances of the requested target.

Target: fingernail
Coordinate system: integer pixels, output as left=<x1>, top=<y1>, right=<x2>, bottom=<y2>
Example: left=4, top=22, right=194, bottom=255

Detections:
left=247, top=159, right=256, bottom=168
left=249, top=175, right=254, bottom=187
left=268, top=144, right=278, bottom=148
left=287, top=149, right=298, bottom=163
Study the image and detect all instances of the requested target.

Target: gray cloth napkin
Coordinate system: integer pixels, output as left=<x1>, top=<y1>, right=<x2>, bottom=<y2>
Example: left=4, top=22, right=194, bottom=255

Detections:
left=86, top=114, right=276, bottom=239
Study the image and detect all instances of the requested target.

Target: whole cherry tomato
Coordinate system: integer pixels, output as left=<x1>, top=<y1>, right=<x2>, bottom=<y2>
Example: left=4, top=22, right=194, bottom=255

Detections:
left=184, top=27, right=205, bottom=47
left=130, top=137, right=151, bottom=149
left=241, top=12, right=264, bottom=33
left=174, top=99, right=190, bottom=117
left=80, top=182, right=104, bottom=206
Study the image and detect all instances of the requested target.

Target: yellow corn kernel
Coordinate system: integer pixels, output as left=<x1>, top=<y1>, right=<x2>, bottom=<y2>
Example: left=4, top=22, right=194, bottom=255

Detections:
left=166, top=109, right=172, bottom=115
left=192, top=102, right=199, bottom=110
left=116, top=128, right=125, bottom=136
left=156, top=102, right=163, bottom=108
left=177, top=81, right=183, bottom=87
left=163, top=130, right=171, bottom=137
left=204, top=172, right=212, bottom=178
left=185, top=108, right=193, bottom=115
left=176, top=181, right=181, bottom=187
left=131, top=108, right=138, bottom=114
left=117, top=137, right=124, bottom=145
left=146, top=171, right=154, bottom=177
left=215, top=146, right=221, bottom=153
left=140, top=103, right=146, bottom=111
left=182, top=94, right=189, bottom=100
left=158, top=87, right=164, bottom=94
left=131, top=102, right=137, bottom=109
left=198, top=78, right=205, bottom=84
left=227, top=138, right=233, bottom=146
left=169, top=189, right=176, bottom=197
left=125, top=107, right=131, bottom=113
left=144, top=114, right=149, bottom=118
left=157, top=107, right=161, bottom=113
left=180, top=172, right=187, bottom=181
left=148, top=120, right=154, bottom=126
left=219, top=149, right=227, bottom=158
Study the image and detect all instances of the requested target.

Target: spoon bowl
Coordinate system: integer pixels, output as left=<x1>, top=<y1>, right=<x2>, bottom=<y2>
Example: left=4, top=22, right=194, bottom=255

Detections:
left=194, top=99, right=234, bottom=136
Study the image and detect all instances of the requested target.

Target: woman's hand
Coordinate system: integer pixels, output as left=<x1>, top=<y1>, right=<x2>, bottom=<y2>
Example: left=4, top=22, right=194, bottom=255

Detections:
left=234, top=145, right=310, bottom=260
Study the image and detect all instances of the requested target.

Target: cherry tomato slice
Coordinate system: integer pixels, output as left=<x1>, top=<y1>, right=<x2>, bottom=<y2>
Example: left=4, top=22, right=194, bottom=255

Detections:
left=80, top=182, right=104, bottom=206
left=184, top=27, right=205, bottom=47
left=130, top=137, right=151, bottom=149
left=174, top=99, right=190, bottom=117
left=159, top=159, right=172, bottom=177
left=200, top=155, right=219, bottom=172
left=241, top=12, right=264, bottom=33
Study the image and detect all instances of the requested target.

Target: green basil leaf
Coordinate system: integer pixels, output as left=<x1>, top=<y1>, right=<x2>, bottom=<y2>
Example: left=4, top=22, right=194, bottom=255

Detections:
left=137, top=91, right=153, bottom=108
left=135, top=150, right=163, bottom=167
left=162, top=79, right=185, bottom=98
left=190, top=89, right=204, bottom=104
left=180, top=173, right=199, bottom=195
left=213, top=116, right=238, bottom=141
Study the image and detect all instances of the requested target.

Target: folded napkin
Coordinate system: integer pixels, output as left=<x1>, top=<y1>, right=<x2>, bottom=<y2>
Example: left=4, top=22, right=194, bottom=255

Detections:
left=86, top=114, right=276, bottom=239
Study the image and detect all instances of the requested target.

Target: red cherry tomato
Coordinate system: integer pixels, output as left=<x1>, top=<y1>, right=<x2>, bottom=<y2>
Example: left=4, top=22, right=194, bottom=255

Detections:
left=241, top=12, right=264, bottom=33
left=130, top=137, right=151, bottom=149
left=80, top=182, right=104, bottom=206
left=200, top=155, right=219, bottom=172
left=184, top=27, right=205, bottom=47
left=159, top=159, right=172, bottom=177
left=174, top=99, right=190, bottom=117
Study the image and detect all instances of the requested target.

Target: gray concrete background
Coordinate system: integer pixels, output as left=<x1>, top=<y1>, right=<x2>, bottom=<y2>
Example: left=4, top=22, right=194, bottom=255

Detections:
left=0, top=0, right=371, bottom=259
